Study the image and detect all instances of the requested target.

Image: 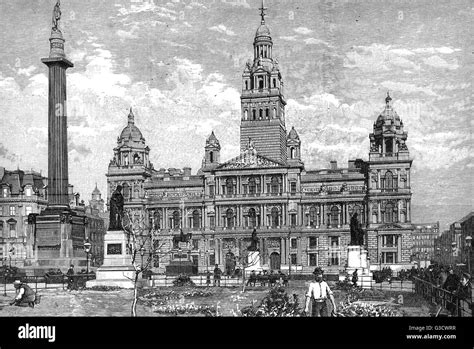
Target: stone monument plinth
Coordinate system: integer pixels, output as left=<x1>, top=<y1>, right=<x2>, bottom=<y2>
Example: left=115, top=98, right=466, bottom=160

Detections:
left=86, top=230, right=136, bottom=289
left=345, top=245, right=373, bottom=288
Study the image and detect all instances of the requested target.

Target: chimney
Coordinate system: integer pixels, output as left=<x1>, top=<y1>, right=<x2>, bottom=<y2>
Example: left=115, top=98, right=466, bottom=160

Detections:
left=330, top=161, right=337, bottom=170
left=183, top=167, right=192, bottom=177
left=348, top=160, right=355, bottom=169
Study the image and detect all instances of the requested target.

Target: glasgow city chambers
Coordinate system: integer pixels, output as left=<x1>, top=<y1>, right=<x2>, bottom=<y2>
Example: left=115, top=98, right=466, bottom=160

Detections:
left=105, top=10, right=414, bottom=276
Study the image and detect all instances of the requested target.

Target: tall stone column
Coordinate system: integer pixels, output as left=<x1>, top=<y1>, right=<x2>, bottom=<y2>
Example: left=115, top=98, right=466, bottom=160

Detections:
left=41, top=29, right=73, bottom=209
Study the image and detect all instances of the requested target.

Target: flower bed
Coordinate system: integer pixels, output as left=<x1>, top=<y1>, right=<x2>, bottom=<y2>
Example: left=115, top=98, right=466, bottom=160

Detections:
left=87, top=286, right=124, bottom=291
left=335, top=300, right=402, bottom=317
left=138, top=288, right=216, bottom=306
left=153, top=303, right=217, bottom=316
left=240, top=286, right=305, bottom=317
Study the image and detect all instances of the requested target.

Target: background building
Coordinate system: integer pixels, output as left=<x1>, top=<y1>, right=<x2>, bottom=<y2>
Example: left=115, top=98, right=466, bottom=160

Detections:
left=105, top=11, right=415, bottom=275
left=411, top=222, right=439, bottom=268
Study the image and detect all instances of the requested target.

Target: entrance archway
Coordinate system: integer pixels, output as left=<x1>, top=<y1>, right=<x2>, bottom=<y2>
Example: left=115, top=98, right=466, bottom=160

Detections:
left=270, top=252, right=281, bottom=271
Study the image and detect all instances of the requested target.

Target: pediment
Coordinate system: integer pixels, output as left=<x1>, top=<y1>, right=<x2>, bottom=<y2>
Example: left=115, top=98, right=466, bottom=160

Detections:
left=217, top=151, right=285, bottom=170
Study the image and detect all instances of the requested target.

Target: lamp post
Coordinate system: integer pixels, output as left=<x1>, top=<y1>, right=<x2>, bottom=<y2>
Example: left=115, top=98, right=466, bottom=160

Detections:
left=83, top=239, right=91, bottom=281
left=206, top=249, right=209, bottom=273
left=178, top=248, right=182, bottom=275
left=436, top=247, right=440, bottom=265
left=140, top=247, right=145, bottom=267
left=465, top=236, right=472, bottom=275
left=288, top=229, right=291, bottom=279
left=424, top=251, right=428, bottom=268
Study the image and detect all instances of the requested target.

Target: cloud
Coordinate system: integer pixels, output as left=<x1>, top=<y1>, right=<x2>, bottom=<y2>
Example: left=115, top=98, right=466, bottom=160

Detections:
left=0, top=143, right=18, bottom=162
left=209, top=24, right=236, bottom=36
left=17, top=65, right=36, bottom=77
left=294, top=27, right=313, bottom=35
left=423, top=55, right=459, bottom=70
left=280, top=36, right=298, bottom=41
left=413, top=47, right=460, bottom=54
left=304, top=38, right=328, bottom=46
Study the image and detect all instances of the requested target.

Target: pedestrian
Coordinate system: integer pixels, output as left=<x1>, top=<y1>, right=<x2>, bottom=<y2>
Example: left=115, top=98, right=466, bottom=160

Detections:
left=437, top=267, right=448, bottom=288
left=455, top=273, right=471, bottom=301
left=268, top=270, right=276, bottom=287
left=246, top=270, right=257, bottom=287
left=304, top=267, right=337, bottom=317
left=352, top=269, right=358, bottom=287
left=443, top=267, right=460, bottom=292
left=206, top=270, right=211, bottom=287
left=213, top=264, right=222, bottom=287
left=66, top=264, right=75, bottom=290
left=10, top=280, right=36, bottom=308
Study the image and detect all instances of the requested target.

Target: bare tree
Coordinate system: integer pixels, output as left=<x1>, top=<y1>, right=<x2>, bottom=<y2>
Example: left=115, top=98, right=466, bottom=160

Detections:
left=121, top=209, right=165, bottom=317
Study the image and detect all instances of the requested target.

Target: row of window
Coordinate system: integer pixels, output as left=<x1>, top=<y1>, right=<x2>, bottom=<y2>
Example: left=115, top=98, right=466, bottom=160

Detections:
left=0, top=206, right=33, bottom=216
left=2, top=187, right=34, bottom=197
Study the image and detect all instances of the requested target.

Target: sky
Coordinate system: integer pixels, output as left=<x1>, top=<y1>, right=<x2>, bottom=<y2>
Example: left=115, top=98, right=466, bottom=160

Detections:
left=0, top=0, right=472, bottom=230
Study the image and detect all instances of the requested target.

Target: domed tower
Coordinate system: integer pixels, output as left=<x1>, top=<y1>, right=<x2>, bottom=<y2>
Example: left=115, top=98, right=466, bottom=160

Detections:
left=366, top=93, right=413, bottom=267
left=287, top=126, right=303, bottom=167
left=107, top=108, right=154, bottom=203
left=240, top=1, right=287, bottom=164
left=89, top=183, right=105, bottom=213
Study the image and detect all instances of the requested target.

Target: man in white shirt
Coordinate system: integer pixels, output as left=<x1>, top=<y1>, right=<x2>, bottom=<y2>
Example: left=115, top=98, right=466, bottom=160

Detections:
left=10, top=280, right=36, bottom=308
left=304, top=267, right=337, bottom=317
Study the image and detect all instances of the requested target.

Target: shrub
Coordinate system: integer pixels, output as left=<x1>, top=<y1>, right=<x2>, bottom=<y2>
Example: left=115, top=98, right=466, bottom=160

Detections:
left=173, top=274, right=195, bottom=287
left=240, top=286, right=305, bottom=317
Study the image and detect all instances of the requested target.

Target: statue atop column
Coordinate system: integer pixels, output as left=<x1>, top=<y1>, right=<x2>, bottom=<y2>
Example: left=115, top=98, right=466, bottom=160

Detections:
left=247, top=228, right=259, bottom=251
left=52, top=0, right=62, bottom=32
left=109, top=185, right=124, bottom=231
left=350, top=213, right=364, bottom=246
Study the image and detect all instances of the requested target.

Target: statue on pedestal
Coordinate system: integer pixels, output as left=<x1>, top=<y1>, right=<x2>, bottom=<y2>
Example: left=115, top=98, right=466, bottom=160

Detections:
left=350, top=213, right=364, bottom=246
left=109, top=185, right=124, bottom=231
left=52, top=0, right=61, bottom=32
left=247, top=228, right=259, bottom=251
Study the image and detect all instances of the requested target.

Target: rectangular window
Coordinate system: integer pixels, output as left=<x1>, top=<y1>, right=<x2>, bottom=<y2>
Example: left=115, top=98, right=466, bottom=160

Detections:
left=209, top=239, right=215, bottom=249
left=9, top=206, right=15, bottom=216
left=290, top=182, right=297, bottom=194
left=309, top=236, right=318, bottom=249
left=209, top=216, right=215, bottom=229
left=209, top=185, right=214, bottom=197
left=330, top=251, right=340, bottom=266
left=192, top=239, right=199, bottom=250
left=382, top=252, right=397, bottom=264
left=2, top=188, right=8, bottom=197
left=290, top=214, right=296, bottom=226
left=25, top=187, right=32, bottom=196
left=382, top=235, right=398, bottom=248
left=25, top=206, right=32, bottom=216
left=209, top=254, right=215, bottom=266
left=9, top=222, right=16, bottom=238
left=330, top=236, right=339, bottom=248
left=290, top=237, right=297, bottom=249
left=192, top=255, right=198, bottom=266
left=309, top=253, right=318, bottom=266
left=0, top=222, right=3, bottom=237
left=290, top=253, right=297, bottom=265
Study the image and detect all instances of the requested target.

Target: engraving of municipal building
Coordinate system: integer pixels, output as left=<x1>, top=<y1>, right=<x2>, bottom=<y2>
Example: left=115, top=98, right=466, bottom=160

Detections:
left=106, top=13, right=413, bottom=275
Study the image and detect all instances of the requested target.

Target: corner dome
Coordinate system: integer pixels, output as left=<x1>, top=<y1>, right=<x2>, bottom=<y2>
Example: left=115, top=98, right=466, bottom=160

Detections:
left=119, top=107, right=145, bottom=142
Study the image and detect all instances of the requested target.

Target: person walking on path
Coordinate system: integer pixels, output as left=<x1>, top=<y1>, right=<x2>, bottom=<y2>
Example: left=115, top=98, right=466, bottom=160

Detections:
left=10, top=280, right=36, bottom=308
left=304, top=267, right=337, bottom=317
left=66, top=264, right=76, bottom=291
left=213, top=264, right=222, bottom=287
left=352, top=269, right=359, bottom=287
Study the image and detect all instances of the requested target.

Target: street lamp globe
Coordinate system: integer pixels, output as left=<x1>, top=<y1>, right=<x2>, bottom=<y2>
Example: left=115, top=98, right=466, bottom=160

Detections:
left=466, top=235, right=472, bottom=248
left=451, top=241, right=457, bottom=252
left=84, top=239, right=91, bottom=254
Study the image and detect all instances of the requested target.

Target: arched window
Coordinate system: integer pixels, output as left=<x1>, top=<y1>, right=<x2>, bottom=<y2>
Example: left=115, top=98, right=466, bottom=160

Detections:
left=271, top=207, right=279, bottom=228
left=271, top=176, right=279, bottom=194
left=192, top=210, right=200, bottom=229
left=0, top=221, right=3, bottom=237
left=290, top=147, right=295, bottom=159
left=209, top=151, right=214, bottom=163
left=153, top=211, right=161, bottom=230
left=226, top=209, right=234, bottom=228
left=266, top=108, right=269, bottom=118
left=273, top=78, right=276, bottom=88
left=330, top=206, right=339, bottom=228
left=309, top=206, right=318, bottom=227
left=258, top=78, right=264, bottom=89
left=248, top=177, right=257, bottom=195
left=172, top=210, right=180, bottom=229
left=133, top=153, right=140, bottom=163
left=226, top=178, right=234, bottom=195
left=248, top=208, right=257, bottom=228
left=385, top=138, right=393, bottom=154
left=384, top=171, right=396, bottom=190
left=273, top=107, right=277, bottom=118
left=245, top=81, right=248, bottom=90
left=123, top=154, right=129, bottom=166
left=259, top=109, right=263, bottom=119
left=352, top=205, right=363, bottom=224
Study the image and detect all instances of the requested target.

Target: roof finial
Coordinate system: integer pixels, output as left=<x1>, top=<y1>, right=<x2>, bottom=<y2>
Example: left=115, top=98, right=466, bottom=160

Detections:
left=128, top=107, right=134, bottom=125
left=259, top=0, right=267, bottom=24
left=385, top=91, right=392, bottom=106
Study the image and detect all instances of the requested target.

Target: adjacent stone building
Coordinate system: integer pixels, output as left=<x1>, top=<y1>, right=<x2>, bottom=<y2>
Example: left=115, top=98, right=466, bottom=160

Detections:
left=411, top=222, right=439, bottom=268
left=105, top=9, right=414, bottom=275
